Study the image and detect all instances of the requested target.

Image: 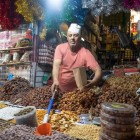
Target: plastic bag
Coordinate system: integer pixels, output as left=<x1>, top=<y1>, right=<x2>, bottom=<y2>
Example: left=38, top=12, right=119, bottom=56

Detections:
left=13, top=52, right=20, bottom=62
left=2, top=54, right=11, bottom=64
left=20, top=51, right=30, bottom=62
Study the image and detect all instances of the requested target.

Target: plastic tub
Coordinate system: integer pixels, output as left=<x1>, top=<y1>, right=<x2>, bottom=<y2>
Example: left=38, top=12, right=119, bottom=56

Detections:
left=14, top=106, right=38, bottom=127
left=100, top=111, right=135, bottom=125
left=99, top=132, right=119, bottom=140
left=101, top=102, right=136, bottom=117
left=101, top=119, right=135, bottom=132
left=99, top=132, right=135, bottom=140
left=101, top=128, right=135, bottom=140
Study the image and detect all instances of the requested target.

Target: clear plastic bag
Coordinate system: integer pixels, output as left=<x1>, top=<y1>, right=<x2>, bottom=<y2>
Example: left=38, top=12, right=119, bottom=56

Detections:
left=13, top=52, right=20, bottom=62
left=2, top=54, right=11, bottom=64
left=20, top=51, right=30, bottom=62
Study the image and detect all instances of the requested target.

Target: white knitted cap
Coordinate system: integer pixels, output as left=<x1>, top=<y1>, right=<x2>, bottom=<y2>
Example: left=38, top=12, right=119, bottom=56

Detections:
left=68, top=23, right=81, bottom=34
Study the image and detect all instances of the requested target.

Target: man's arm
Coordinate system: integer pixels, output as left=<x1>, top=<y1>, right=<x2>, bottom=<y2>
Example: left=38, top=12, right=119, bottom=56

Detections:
left=84, top=66, right=102, bottom=89
left=90, top=66, right=102, bottom=84
left=51, top=59, right=61, bottom=92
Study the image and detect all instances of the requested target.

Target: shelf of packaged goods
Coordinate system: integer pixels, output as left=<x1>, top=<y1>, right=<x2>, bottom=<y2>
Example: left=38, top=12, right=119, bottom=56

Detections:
left=0, top=62, right=31, bottom=66
left=0, top=46, right=32, bottom=52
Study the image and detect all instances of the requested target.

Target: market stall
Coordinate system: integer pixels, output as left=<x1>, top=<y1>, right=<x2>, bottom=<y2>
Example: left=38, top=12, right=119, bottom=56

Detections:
left=0, top=0, right=140, bottom=140
left=0, top=74, right=140, bottom=139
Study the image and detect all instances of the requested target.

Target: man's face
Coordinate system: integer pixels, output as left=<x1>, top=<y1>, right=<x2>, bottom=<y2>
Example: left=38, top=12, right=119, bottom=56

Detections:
left=67, top=32, right=81, bottom=50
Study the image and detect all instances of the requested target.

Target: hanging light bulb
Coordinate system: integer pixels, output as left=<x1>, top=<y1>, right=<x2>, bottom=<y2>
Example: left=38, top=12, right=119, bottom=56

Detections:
left=47, top=0, right=64, bottom=11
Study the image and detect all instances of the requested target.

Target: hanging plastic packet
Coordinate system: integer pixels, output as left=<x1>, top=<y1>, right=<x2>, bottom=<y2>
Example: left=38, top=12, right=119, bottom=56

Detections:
left=2, top=54, right=11, bottom=64
left=20, top=51, right=30, bottom=62
left=13, top=52, right=20, bottom=62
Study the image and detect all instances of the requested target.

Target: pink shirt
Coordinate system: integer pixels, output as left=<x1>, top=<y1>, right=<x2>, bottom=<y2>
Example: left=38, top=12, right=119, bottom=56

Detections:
left=54, top=43, right=99, bottom=92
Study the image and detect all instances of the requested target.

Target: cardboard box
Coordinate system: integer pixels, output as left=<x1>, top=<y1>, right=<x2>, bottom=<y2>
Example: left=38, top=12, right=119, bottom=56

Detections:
left=73, top=67, right=87, bottom=90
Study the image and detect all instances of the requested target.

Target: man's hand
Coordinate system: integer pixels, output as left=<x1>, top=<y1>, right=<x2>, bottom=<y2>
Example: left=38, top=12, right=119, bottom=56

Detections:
left=83, top=80, right=94, bottom=89
left=51, top=81, right=59, bottom=93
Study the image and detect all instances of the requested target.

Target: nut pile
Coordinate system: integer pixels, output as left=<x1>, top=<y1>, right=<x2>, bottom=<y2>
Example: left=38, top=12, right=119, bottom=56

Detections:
left=0, top=77, right=32, bottom=101
left=103, top=74, right=140, bottom=93
left=93, top=87, right=140, bottom=117
left=65, top=124, right=100, bottom=140
left=36, top=109, right=47, bottom=125
left=58, top=87, right=101, bottom=115
left=94, top=74, right=140, bottom=128
left=0, top=119, right=14, bottom=132
left=0, top=125, right=76, bottom=140
left=16, top=86, right=63, bottom=109
left=50, top=110, right=79, bottom=132
left=3, top=77, right=31, bottom=95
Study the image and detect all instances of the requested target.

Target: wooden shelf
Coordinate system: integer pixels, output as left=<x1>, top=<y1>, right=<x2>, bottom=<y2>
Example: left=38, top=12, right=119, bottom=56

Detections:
left=0, top=62, right=31, bottom=66
left=0, top=46, right=32, bottom=52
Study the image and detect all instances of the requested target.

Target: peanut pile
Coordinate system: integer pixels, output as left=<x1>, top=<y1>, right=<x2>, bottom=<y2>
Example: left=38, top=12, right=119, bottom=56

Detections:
left=65, top=124, right=100, bottom=140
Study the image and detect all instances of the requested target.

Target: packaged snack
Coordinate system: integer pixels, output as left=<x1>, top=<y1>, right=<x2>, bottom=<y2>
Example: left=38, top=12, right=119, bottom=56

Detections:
left=101, top=128, right=135, bottom=140
left=13, top=52, right=20, bottom=62
left=101, top=102, right=136, bottom=117
left=100, top=111, right=135, bottom=125
left=101, top=119, right=135, bottom=132
left=20, top=51, right=30, bottom=62
left=2, top=54, right=11, bottom=64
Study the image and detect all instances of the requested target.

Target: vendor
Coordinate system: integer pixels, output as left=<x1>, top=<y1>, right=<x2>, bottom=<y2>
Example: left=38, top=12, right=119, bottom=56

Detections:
left=51, top=23, right=102, bottom=92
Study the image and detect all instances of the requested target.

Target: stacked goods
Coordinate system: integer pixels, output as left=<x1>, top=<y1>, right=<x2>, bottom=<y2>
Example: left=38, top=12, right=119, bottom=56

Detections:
left=0, top=77, right=31, bottom=101
left=65, top=124, right=101, bottom=140
left=50, top=110, right=79, bottom=132
left=58, top=87, right=101, bottom=115
left=99, top=102, right=136, bottom=140
left=94, top=74, right=140, bottom=127
left=0, top=125, right=76, bottom=140
left=38, top=46, right=55, bottom=65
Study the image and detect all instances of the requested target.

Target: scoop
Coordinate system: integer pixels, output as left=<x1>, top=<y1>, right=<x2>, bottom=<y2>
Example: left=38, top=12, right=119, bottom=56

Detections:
left=35, top=89, right=57, bottom=136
